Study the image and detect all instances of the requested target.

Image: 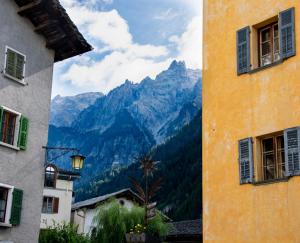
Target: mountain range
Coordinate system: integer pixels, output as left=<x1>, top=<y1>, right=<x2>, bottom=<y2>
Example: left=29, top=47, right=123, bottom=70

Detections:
left=48, top=60, right=201, bottom=184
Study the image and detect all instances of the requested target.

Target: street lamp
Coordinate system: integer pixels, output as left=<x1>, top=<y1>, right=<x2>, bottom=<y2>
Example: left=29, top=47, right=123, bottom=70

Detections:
left=71, top=154, right=85, bottom=170
left=42, top=146, right=86, bottom=171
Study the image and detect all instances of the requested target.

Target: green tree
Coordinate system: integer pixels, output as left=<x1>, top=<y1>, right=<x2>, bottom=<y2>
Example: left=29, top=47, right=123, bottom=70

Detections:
left=91, top=199, right=168, bottom=243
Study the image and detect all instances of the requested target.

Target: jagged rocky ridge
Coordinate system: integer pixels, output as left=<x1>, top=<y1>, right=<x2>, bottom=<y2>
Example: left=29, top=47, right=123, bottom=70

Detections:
left=48, top=60, right=201, bottom=183
left=50, top=92, right=103, bottom=127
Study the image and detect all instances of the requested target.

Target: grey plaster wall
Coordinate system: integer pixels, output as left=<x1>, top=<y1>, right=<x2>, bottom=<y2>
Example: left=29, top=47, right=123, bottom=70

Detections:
left=0, top=1, right=55, bottom=242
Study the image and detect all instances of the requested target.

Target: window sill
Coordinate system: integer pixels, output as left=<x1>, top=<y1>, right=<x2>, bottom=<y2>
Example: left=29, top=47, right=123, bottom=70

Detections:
left=3, top=72, right=27, bottom=86
left=0, top=222, right=12, bottom=228
left=0, top=142, right=20, bottom=151
left=253, top=177, right=289, bottom=186
left=248, top=59, right=283, bottom=74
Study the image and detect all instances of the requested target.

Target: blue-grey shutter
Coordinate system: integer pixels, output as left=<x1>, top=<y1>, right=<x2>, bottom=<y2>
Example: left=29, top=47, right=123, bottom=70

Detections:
left=279, top=7, right=295, bottom=59
left=284, top=127, right=300, bottom=176
left=238, top=138, right=253, bottom=184
left=236, top=26, right=250, bottom=75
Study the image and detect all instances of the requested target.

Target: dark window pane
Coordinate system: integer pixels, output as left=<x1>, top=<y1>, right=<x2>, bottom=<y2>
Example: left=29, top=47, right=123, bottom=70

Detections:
left=262, top=138, right=276, bottom=180
left=0, top=187, right=8, bottom=223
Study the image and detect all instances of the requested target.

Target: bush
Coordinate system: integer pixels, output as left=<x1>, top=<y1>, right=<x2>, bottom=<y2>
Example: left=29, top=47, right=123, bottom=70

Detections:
left=91, top=199, right=168, bottom=243
left=39, top=222, right=90, bottom=243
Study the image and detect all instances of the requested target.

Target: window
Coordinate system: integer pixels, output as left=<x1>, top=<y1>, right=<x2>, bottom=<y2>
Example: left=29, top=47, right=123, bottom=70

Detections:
left=237, top=7, right=295, bottom=74
left=0, top=187, right=8, bottom=223
left=4, top=47, right=26, bottom=83
left=259, top=23, right=280, bottom=67
left=0, top=184, right=23, bottom=226
left=42, top=197, right=59, bottom=214
left=44, top=165, right=57, bottom=188
left=0, top=106, right=29, bottom=150
left=239, top=127, right=300, bottom=184
left=261, top=135, right=285, bottom=180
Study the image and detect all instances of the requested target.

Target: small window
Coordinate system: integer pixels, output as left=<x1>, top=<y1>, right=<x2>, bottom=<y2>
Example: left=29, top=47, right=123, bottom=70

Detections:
left=0, top=184, right=23, bottom=226
left=0, top=106, right=28, bottom=150
left=259, top=23, right=280, bottom=67
left=4, top=47, right=26, bottom=82
left=42, top=196, right=59, bottom=214
left=0, top=187, right=9, bottom=223
left=44, top=165, right=57, bottom=188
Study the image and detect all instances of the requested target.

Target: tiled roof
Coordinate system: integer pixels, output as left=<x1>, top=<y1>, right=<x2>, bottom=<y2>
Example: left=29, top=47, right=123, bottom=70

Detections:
left=167, top=219, right=202, bottom=236
left=13, top=0, right=92, bottom=62
left=72, top=188, right=144, bottom=210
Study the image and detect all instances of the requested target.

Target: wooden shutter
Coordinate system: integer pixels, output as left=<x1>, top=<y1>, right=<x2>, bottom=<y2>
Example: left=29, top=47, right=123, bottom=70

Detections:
left=0, top=106, right=3, bottom=135
left=5, top=49, right=16, bottom=77
left=10, top=188, right=23, bottom=226
left=279, top=8, right=296, bottom=59
left=17, top=116, right=29, bottom=150
left=238, top=138, right=254, bottom=184
left=236, top=26, right=251, bottom=75
left=53, top=198, right=59, bottom=214
left=15, top=53, right=25, bottom=80
left=284, top=127, right=300, bottom=176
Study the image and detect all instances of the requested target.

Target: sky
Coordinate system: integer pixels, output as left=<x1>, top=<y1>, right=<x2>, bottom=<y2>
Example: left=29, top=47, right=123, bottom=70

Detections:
left=52, top=0, right=203, bottom=97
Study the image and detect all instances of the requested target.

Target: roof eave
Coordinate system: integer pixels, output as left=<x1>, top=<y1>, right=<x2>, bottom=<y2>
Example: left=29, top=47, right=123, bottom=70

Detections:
left=14, top=0, right=92, bottom=62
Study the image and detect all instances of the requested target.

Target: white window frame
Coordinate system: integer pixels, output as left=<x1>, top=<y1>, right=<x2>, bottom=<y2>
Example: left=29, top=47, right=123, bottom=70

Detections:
left=0, top=182, right=14, bottom=227
left=3, top=46, right=26, bottom=85
left=0, top=106, right=21, bottom=151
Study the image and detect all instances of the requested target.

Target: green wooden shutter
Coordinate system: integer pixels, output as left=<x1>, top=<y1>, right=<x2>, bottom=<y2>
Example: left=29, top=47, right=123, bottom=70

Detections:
left=17, top=116, right=29, bottom=150
left=284, top=127, right=300, bottom=176
left=0, top=106, right=3, bottom=137
left=15, top=53, right=25, bottom=80
left=279, top=7, right=295, bottom=59
left=10, top=188, right=23, bottom=226
left=238, top=138, right=254, bottom=184
left=236, top=26, right=251, bottom=75
left=5, top=49, right=16, bottom=77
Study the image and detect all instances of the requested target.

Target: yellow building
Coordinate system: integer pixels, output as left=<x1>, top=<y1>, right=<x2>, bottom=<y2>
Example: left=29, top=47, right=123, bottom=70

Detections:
left=203, top=1, right=300, bottom=242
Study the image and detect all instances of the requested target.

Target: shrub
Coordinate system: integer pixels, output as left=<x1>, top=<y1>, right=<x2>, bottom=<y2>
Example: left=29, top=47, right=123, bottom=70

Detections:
left=39, top=222, right=89, bottom=243
left=91, top=199, right=168, bottom=243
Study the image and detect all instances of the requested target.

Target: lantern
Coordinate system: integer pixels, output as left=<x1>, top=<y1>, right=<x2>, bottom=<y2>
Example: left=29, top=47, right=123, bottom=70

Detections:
left=71, top=154, right=85, bottom=170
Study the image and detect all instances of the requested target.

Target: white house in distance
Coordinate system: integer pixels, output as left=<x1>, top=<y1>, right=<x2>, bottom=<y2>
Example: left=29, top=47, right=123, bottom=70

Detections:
left=40, top=164, right=80, bottom=229
left=71, top=189, right=144, bottom=235
left=0, top=0, right=91, bottom=242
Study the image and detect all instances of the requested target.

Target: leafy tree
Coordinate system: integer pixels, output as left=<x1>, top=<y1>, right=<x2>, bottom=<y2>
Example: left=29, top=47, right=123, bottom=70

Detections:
left=91, top=199, right=168, bottom=243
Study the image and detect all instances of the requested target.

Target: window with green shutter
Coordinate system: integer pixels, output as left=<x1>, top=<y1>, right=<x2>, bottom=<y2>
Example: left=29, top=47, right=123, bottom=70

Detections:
left=4, top=47, right=26, bottom=82
left=18, top=116, right=29, bottom=150
left=0, top=106, right=3, bottom=136
left=10, top=188, right=23, bottom=226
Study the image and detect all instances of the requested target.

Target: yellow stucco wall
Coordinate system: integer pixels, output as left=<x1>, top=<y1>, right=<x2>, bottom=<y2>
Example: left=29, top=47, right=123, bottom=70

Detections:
left=203, top=1, right=300, bottom=242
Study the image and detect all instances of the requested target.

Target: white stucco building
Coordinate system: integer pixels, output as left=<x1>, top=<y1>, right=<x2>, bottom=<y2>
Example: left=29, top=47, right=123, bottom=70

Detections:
left=71, top=189, right=144, bottom=235
left=0, top=1, right=91, bottom=242
left=40, top=165, right=80, bottom=229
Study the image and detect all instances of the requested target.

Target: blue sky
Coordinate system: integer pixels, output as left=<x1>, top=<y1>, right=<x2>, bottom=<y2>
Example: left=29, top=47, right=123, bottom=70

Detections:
left=52, top=0, right=202, bottom=97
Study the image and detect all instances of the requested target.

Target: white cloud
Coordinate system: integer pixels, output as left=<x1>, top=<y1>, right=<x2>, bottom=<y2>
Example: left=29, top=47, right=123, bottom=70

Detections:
left=53, top=0, right=202, bottom=96
left=55, top=1, right=171, bottom=95
left=169, top=15, right=202, bottom=69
